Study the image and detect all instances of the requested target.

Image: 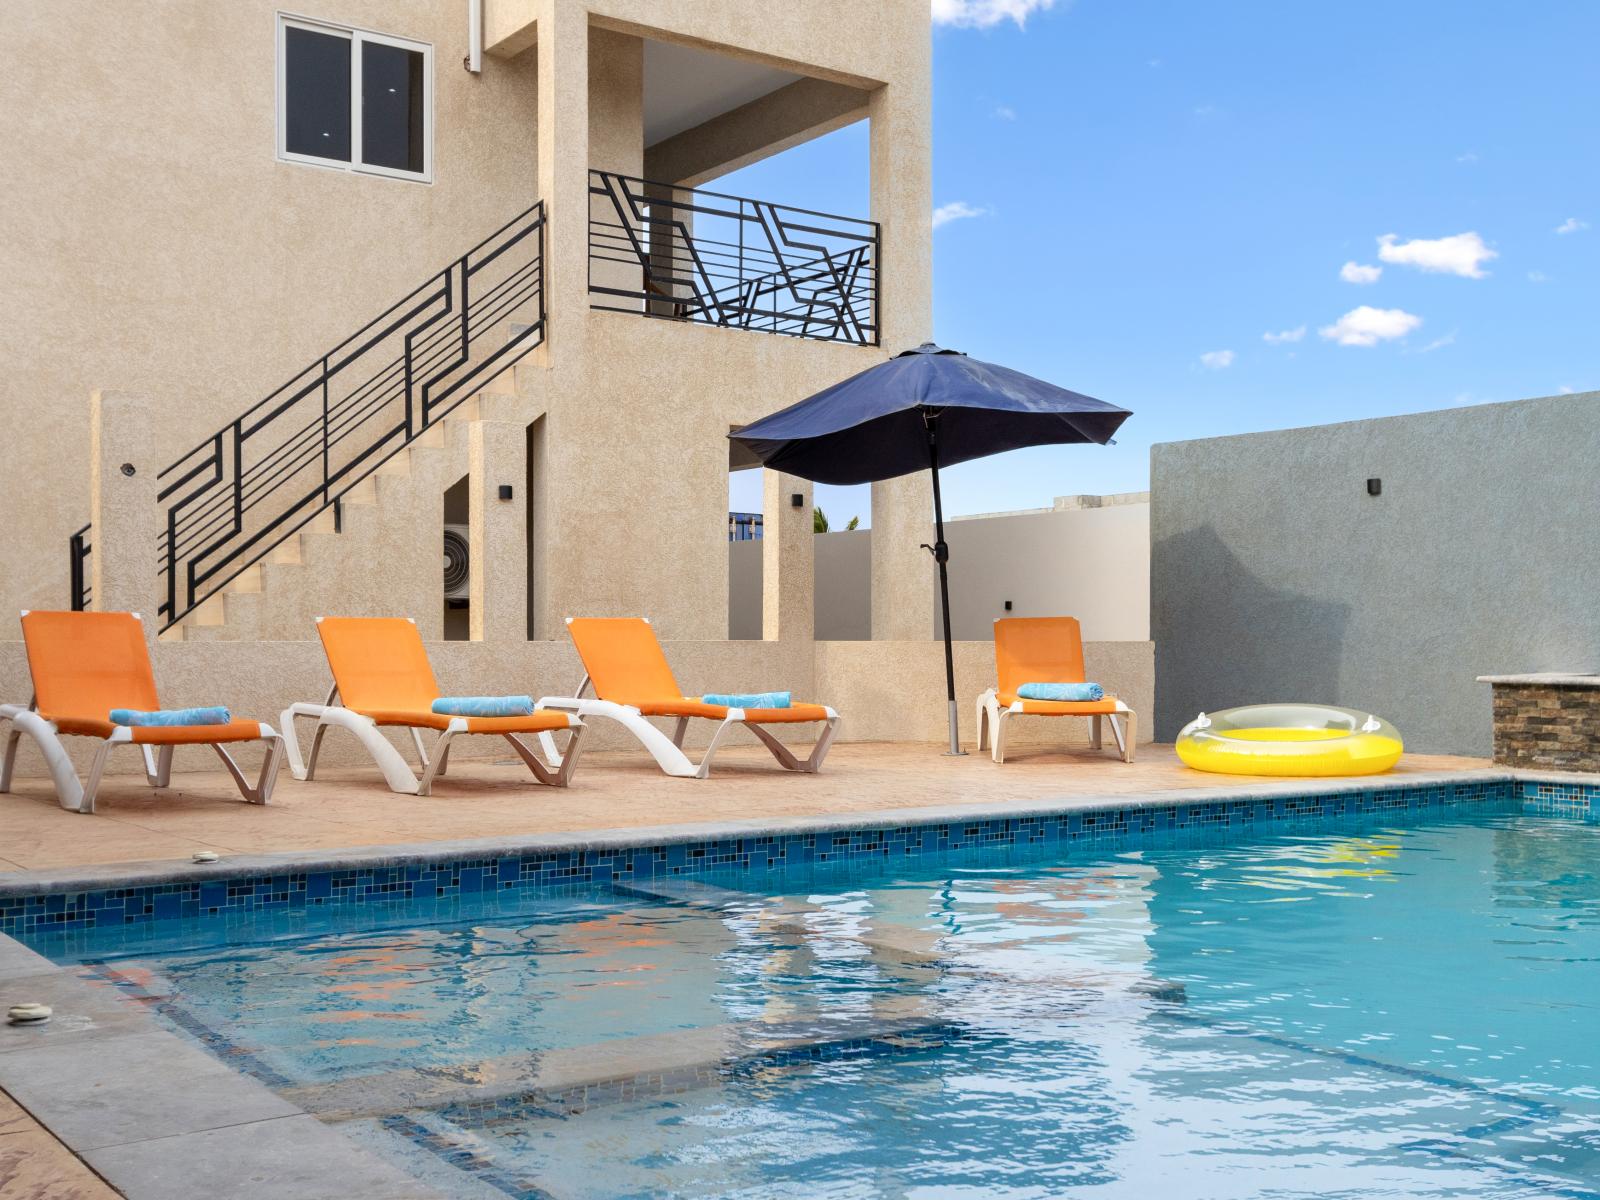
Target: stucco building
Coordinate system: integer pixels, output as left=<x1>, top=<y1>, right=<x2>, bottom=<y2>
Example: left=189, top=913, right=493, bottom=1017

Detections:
left=0, top=0, right=1153, bottom=768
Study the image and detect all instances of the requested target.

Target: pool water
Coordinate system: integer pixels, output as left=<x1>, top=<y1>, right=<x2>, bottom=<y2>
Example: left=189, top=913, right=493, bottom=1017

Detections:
left=31, top=803, right=1600, bottom=1199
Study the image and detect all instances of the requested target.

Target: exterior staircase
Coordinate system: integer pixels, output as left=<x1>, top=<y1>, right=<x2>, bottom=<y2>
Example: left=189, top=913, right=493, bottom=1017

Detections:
left=70, top=203, right=546, bottom=641
left=168, top=371, right=533, bottom=642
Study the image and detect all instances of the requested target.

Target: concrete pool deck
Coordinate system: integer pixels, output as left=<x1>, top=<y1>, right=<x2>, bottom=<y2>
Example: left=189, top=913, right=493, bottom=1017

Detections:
left=0, top=741, right=1492, bottom=878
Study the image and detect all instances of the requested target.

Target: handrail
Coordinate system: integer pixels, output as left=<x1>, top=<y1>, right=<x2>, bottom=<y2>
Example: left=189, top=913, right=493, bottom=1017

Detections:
left=137, top=202, right=545, bottom=629
left=588, top=171, right=878, bottom=346
left=69, top=525, right=90, bottom=611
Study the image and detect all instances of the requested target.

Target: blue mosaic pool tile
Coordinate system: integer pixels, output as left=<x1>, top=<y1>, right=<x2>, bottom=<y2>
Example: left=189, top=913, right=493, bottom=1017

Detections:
left=2, top=776, right=1590, bottom=942
left=1519, top=779, right=1598, bottom=819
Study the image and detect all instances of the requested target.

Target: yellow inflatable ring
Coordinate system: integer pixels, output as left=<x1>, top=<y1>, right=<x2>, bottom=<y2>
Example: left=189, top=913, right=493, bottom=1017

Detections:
left=1175, top=703, right=1403, bottom=777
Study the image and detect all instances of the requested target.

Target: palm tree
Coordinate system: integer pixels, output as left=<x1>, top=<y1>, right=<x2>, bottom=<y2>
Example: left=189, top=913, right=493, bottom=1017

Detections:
left=813, top=506, right=829, bottom=533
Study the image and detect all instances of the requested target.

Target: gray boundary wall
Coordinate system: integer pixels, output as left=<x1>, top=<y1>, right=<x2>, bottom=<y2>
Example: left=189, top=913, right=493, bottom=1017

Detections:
left=730, top=500, right=1150, bottom=643
left=1150, top=391, right=1600, bottom=754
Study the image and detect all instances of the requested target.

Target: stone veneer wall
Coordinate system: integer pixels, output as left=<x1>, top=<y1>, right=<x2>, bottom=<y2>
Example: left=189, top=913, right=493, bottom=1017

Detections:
left=1489, top=683, right=1600, bottom=772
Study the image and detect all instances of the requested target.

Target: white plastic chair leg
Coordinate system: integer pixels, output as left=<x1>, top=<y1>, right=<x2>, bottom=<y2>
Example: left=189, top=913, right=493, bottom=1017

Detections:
left=536, top=698, right=699, bottom=778
left=78, top=739, right=118, bottom=815
left=501, top=721, right=586, bottom=787
left=745, top=712, right=841, bottom=775
left=1, top=707, right=88, bottom=811
left=992, top=706, right=1014, bottom=764
left=211, top=726, right=284, bottom=804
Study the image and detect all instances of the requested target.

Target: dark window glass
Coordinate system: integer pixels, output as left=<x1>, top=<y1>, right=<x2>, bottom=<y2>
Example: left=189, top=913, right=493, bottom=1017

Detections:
left=361, top=41, right=425, bottom=174
left=284, top=27, right=351, bottom=162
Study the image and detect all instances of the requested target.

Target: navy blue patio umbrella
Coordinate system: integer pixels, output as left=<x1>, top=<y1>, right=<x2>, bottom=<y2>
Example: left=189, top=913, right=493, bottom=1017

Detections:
left=730, top=343, right=1132, bottom=755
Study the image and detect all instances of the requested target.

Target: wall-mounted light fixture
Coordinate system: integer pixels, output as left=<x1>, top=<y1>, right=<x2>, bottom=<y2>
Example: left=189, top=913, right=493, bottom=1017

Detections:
left=791, top=493, right=804, bottom=508
left=1004, top=600, right=1013, bottom=611
left=1366, top=478, right=1382, bottom=496
left=498, top=485, right=514, bottom=501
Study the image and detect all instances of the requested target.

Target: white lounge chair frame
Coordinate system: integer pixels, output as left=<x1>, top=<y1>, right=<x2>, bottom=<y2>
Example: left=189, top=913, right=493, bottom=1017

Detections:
left=0, top=697, right=283, bottom=814
left=535, top=677, right=840, bottom=780
left=975, top=688, right=1137, bottom=765
left=280, top=684, right=584, bottom=795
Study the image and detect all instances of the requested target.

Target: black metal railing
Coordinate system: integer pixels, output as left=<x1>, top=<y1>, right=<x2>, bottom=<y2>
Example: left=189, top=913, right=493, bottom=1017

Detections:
left=728, top=511, right=764, bottom=542
left=69, top=524, right=91, bottom=611
left=588, top=171, right=878, bottom=346
left=148, top=203, right=545, bottom=629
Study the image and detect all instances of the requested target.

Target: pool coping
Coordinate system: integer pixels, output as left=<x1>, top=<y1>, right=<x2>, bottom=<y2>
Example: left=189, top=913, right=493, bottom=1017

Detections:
left=0, top=765, right=1550, bottom=899
left=2, top=763, right=1597, bottom=1200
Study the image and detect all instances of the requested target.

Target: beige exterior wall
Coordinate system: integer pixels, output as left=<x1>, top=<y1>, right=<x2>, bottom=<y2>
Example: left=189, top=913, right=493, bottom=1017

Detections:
left=0, top=0, right=541, bottom=620
left=0, top=0, right=1145, bottom=786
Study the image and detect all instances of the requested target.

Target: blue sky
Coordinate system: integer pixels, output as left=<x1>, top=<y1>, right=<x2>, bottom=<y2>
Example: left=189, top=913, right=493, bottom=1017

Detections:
left=727, top=0, right=1599, bottom=525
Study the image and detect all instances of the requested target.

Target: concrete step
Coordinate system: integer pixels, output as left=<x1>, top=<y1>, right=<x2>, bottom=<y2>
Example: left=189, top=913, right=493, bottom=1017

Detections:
left=266, top=537, right=303, bottom=566
left=342, top=475, right=378, bottom=507
left=226, top=564, right=262, bottom=594
left=374, top=451, right=412, bottom=478
left=186, top=594, right=226, bottom=627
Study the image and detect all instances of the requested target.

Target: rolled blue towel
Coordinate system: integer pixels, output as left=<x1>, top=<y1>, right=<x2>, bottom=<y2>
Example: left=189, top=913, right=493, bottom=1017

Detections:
left=431, top=696, right=535, bottom=718
left=110, top=706, right=231, bottom=727
left=1017, top=682, right=1105, bottom=702
left=700, top=691, right=792, bottom=709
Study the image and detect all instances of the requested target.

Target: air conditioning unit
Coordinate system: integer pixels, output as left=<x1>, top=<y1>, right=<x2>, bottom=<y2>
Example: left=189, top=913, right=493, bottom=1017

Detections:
left=443, top=525, right=470, bottom=602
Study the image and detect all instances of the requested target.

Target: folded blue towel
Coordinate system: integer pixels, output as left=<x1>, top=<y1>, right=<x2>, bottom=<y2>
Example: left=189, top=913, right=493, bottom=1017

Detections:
left=1017, top=682, right=1105, bottom=702
left=430, top=696, right=535, bottom=718
left=110, top=706, right=232, bottom=727
left=701, top=691, right=792, bottom=709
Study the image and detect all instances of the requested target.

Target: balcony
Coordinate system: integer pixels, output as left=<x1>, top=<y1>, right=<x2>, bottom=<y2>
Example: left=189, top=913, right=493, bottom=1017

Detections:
left=588, top=171, right=878, bottom=346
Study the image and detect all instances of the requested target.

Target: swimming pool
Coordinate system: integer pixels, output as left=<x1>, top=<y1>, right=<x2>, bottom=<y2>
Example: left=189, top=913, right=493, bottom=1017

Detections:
left=18, top=781, right=1600, bottom=1198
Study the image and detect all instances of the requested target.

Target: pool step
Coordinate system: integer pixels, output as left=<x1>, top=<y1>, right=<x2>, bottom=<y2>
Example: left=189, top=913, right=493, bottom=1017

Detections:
left=613, top=877, right=1188, bottom=991
left=285, top=1013, right=964, bottom=1123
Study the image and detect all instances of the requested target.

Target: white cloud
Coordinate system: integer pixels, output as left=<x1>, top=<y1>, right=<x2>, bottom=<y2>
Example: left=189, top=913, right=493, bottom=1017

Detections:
left=1419, top=331, right=1456, bottom=353
left=1377, top=232, right=1496, bottom=278
left=993, top=104, right=1017, bottom=120
left=1555, top=216, right=1589, bottom=235
left=1199, top=349, right=1235, bottom=370
left=1340, top=261, right=1382, bottom=285
left=932, top=0, right=1056, bottom=29
left=1456, top=151, right=1478, bottom=164
left=1319, top=306, right=1423, bottom=347
left=1558, top=385, right=1576, bottom=395
left=1262, top=326, right=1306, bottom=344
left=932, top=201, right=988, bottom=229
left=1528, top=270, right=1550, bottom=283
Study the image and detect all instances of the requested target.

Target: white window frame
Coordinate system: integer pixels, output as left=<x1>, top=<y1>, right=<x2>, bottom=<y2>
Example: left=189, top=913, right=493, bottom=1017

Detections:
left=275, top=13, right=434, bottom=184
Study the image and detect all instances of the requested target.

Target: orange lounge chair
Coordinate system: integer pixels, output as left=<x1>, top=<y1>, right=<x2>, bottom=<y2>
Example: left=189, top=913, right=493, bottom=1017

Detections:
left=536, top=617, right=839, bottom=778
left=0, top=610, right=284, bottom=813
left=976, top=616, right=1137, bottom=764
left=279, top=616, right=583, bottom=794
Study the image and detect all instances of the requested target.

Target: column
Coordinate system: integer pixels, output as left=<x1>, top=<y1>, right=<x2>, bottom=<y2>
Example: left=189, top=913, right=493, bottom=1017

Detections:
left=89, top=391, right=161, bottom=638
left=868, top=59, right=935, bottom=641
left=469, top=421, right=528, bottom=641
left=762, top=470, right=814, bottom=642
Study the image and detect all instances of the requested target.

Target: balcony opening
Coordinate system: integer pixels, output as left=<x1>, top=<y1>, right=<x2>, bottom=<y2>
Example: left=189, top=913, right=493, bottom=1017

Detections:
left=588, top=35, right=875, bottom=345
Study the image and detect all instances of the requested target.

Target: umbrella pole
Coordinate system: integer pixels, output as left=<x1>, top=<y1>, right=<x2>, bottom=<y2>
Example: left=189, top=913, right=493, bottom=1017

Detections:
left=925, top=413, right=966, bottom=756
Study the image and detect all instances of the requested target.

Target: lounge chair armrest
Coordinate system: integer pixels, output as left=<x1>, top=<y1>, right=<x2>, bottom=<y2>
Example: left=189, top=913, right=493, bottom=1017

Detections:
left=534, top=696, right=585, bottom=714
